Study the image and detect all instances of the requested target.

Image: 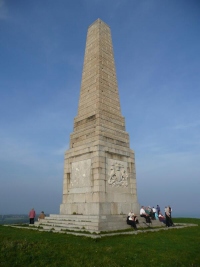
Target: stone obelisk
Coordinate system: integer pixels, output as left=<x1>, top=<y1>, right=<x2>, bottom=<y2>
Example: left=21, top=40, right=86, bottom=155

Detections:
left=60, top=19, right=140, bottom=229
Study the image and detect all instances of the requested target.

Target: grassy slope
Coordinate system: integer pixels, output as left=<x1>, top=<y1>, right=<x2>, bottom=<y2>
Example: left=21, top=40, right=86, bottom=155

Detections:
left=0, top=218, right=199, bottom=267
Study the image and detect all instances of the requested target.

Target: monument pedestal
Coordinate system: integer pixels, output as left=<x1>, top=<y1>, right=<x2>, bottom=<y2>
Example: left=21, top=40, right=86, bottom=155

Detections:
left=35, top=214, right=132, bottom=233
left=34, top=215, right=165, bottom=234
left=60, top=140, right=140, bottom=218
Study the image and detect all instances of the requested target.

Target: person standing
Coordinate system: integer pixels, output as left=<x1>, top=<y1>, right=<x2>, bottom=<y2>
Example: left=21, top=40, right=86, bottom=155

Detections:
left=156, top=205, right=160, bottom=215
left=29, top=208, right=36, bottom=224
left=168, top=206, right=174, bottom=226
left=165, top=206, right=174, bottom=227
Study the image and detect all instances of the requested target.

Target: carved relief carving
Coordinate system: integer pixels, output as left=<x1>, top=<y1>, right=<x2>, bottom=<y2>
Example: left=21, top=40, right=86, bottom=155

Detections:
left=71, top=159, right=91, bottom=188
left=108, top=161, right=128, bottom=187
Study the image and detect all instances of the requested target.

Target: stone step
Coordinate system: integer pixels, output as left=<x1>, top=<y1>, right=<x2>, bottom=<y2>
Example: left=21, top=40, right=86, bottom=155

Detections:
left=37, top=223, right=96, bottom=232
left=48, top=214, right=100, bottom=220
left=42, top=219, right=99, bottom=226
left=35, top=221, right=98, bottom=231
left=46, top=216, right=99, bottom=223
left=136, top=217, right=165, bottom=228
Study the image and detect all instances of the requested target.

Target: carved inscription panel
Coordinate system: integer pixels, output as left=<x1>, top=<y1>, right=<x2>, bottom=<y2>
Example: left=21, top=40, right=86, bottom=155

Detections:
left=71, top=159, right=91, bottom=188
left=107, top=159, right=128, bottom=187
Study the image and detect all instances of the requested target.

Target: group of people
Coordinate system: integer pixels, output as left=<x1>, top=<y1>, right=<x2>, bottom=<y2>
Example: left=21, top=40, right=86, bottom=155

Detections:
left=127, top=204, right=174, bottom=228
left=140, top=204, right=174, bottom=227
left=28, top=208, right=45, bottom=224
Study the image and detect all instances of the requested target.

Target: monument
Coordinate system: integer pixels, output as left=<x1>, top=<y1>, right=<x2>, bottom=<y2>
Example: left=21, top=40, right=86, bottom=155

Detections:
left=59, top=19, right=140, bottom=230
left=35, top=19, right=140, bottom=233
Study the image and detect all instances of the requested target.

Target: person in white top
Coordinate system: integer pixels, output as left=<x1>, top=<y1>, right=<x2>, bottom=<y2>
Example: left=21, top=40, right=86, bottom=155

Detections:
left=127, top=212, right=138, bottom=230
left=152, top=207, right=157, bottom=219
left=140, top=206, right=151, bottom=223
left=128, top=211, right=134, bottom=217
left=140, top=207, right=146, bottom=216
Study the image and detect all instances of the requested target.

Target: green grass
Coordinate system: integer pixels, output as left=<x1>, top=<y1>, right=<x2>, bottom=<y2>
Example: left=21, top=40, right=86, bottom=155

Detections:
left=0, top=218, right=199, bottom=267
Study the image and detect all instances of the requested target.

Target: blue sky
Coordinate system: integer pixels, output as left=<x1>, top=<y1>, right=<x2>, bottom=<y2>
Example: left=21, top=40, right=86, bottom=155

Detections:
left=0, top=0, right=199, bottom=218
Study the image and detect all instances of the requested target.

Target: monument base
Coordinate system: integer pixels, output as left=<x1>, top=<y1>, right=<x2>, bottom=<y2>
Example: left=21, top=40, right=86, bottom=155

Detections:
left=34, top=213, right=166, bottom=233
left=35, top=214, right=130, bottom=233
left=61, top=142, right=140, bottom=218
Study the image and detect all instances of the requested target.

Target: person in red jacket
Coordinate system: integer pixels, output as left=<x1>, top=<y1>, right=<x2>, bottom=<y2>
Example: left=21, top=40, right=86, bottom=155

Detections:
left=29, top=208, right=36, bottom=224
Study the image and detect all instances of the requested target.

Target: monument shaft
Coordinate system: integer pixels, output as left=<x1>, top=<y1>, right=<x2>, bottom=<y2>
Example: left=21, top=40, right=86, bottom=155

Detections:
left=60, top=19, right=139, bottom=219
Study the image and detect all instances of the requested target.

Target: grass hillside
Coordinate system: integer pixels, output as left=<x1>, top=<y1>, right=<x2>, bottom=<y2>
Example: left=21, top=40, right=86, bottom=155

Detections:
left=0, top=218, right=199, bottom=267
